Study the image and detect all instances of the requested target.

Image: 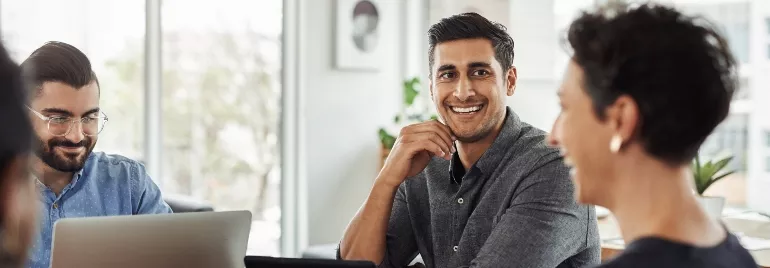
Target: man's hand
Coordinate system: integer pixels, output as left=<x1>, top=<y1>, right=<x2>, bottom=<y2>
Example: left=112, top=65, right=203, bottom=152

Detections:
left=378, top=120, right=456, bottom=187
left=339, top=120, right=454, bottom=265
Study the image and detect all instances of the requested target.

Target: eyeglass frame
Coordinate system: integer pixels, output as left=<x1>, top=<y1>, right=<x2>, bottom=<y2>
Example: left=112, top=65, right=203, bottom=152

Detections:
left=26, top=106, right=109, bottom=137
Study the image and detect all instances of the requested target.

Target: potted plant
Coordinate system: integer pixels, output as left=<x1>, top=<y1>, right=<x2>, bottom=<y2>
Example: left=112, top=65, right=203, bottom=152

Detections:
left=692, top=154, right=736, bottom=219
left=378, top=77, right=437, bottom=169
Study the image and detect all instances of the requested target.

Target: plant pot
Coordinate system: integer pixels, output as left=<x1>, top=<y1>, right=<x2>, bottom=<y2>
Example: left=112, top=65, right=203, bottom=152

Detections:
left=696, top=196, right=725, bottom=219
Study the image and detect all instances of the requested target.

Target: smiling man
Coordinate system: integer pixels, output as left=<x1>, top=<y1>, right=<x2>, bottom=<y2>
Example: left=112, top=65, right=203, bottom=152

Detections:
left=339, top=13, right=599, bottom=268
left=21, top=41, right=172, bottom=268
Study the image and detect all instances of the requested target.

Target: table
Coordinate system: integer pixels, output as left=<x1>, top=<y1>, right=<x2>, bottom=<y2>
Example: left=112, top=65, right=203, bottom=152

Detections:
left=599, top=216, right=770, bottom=267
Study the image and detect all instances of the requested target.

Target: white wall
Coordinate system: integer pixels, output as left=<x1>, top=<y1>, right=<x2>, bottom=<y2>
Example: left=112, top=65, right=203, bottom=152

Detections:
left=292, top=0, right=405, bottom=247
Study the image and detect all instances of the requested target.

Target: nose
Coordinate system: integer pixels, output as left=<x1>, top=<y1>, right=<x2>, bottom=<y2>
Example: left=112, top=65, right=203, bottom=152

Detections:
left=546, top=133, right=559, bottom=147
left=65, top=121, right=85, bottom=144
left=453, top=76, right=475, bottom=102
left=546, top=118, right=560, bottom=148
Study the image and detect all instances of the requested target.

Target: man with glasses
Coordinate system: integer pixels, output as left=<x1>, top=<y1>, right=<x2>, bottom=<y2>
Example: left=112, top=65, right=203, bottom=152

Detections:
left=21, top=41, right=172, bottom=268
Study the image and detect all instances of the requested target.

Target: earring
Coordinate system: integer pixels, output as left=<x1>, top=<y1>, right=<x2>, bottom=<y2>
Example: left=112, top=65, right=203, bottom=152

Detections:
left=609, top=134, right=622, bottom=153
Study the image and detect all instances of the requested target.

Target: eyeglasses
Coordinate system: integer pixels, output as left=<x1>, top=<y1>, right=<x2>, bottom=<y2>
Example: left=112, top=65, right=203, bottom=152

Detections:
left=27, top=107, right=108, bottom=137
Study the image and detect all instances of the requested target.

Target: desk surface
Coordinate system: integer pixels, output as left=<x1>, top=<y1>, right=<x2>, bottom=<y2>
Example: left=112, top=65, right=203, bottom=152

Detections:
left=599, top=216, right=770, bottom=267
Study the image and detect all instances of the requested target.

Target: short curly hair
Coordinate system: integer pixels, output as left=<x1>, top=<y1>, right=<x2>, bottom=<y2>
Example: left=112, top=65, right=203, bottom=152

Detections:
left=565, top=2, right=738, bottom=165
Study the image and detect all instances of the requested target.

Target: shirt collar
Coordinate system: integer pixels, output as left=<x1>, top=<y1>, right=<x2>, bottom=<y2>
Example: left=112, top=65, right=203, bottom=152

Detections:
left=448, top=151, right=464, bottom=184
left=447, top=107, right=523, bottom=183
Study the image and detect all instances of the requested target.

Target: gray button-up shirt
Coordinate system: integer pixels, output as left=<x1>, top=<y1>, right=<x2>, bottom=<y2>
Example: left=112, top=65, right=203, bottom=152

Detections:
left=380, top=108, right=600, bottom=268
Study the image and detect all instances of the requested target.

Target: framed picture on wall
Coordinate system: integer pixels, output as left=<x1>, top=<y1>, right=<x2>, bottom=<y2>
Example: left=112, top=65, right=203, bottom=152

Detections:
left=335, top=0, right=384, bottom=71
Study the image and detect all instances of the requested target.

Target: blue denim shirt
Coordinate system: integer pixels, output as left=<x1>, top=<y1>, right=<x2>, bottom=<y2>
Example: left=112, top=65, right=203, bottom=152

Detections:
left=27, top=151, right=172, bottom=268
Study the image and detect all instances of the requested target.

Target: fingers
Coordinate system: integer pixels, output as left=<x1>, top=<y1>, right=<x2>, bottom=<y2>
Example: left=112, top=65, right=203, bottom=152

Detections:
left=400, top=120, right=456, bottom=153
left=406, top=139, right=450, bottom=160
left=400, top=132, right=452, bottom=158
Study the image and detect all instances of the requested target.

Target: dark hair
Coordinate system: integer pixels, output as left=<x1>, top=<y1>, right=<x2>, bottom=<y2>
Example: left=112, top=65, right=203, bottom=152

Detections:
left=427, top=12, right=514, bottom=76
left=566, top=3, right=737, bottom=165
left=20, top=41, right=99, bottom=97
left=0, top=40, right=33, bottom=226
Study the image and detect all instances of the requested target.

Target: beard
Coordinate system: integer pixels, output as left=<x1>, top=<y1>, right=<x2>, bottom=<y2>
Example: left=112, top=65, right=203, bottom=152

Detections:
left=34, top=134, right=95, bottom=172
left=455, top=125, right=495, bottom=143
left=442, top=99, right=506, bottom=143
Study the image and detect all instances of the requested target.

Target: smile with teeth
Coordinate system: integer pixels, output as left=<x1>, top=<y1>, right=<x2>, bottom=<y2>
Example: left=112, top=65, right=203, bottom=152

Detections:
left=450, top=105, right=483, bottom=114
left=562, top=156, right=577, bottom=177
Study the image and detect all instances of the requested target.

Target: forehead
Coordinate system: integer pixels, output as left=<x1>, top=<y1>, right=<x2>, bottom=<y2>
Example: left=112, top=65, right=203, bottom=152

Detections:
left=433, top=38, right=500, bottom=69
left=559, top=61, right=585, bottom=98
left=31, top=81, right=99, bottom=113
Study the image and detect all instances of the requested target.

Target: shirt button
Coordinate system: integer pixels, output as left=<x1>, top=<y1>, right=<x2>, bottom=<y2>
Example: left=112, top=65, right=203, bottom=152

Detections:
left=53, top=203, right=59, bottom=209
left=457, top=198, right=464, bottom=204
left=453, top=245, right=459, bottom=252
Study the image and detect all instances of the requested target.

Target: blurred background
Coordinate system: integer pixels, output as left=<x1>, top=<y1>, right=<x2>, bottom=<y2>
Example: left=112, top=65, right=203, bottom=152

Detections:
left=1, top=0, right=767, bottom=258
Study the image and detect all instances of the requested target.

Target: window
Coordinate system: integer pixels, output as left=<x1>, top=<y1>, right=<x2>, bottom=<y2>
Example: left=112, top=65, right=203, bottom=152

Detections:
left=161, top=0, right=283, bottom=256
left=735, top=78, right=750, bottom=100
left=702, top=115, right=749, bottom=170
left=766, top=156, right=770, bottom=173
left=1, top=0, right=145, bottom=160
left=678, top=2, right=750, bottom=64
left=765, top=131, right=770, bottom=148
left=3, top=0, right=284, bottom=256
left=699, top=115, right=749, bottom=206
left=766, top=17, right=770, bottom=35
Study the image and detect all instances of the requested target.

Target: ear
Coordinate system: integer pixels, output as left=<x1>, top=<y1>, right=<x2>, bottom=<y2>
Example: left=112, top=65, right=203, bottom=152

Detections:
left=605, top=95, right=639, bottom=145
left=506, top=67, right=517, bottom=96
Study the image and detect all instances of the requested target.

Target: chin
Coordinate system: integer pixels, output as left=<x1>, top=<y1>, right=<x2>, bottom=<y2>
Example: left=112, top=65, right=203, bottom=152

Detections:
left=572, top=173, right=598, bottom=205
left=445, top=113, right=499, bottom=142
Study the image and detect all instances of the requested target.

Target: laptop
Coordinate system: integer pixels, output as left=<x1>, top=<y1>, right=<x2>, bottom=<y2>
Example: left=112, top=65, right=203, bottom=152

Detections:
left=244, top=256, right=376, bottom=268
left=50, top=210, right=252, bottom=268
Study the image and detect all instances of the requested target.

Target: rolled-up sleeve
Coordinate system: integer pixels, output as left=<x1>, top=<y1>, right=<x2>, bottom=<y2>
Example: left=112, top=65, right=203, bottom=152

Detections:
left=130, top=162, right=173, bottom=214
left=337, top=182, right=419, bottom=267
left=380, top=182, right=420, bottom=267
left=469, top=158, right=594, bottom=267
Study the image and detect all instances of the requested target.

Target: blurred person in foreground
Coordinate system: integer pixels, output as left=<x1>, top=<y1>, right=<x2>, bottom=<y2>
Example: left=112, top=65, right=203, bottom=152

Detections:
left=548, top=2, right=756, bottom=267
left=21, top=41, right=172, bottom=268
left=0, top=42, right=38, bottom=267
left=339, top=12, right=599, bottom=268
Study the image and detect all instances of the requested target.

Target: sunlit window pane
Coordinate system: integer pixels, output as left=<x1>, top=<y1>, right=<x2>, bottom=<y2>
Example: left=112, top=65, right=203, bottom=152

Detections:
left=1, top=0, right=145, bottom=161
left=161, top=0, right=283, bottom=256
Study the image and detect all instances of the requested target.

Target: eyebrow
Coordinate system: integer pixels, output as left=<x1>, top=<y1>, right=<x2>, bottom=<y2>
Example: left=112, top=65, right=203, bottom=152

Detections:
left=436, top=62, right=493, bottom=73
left=41, top=107, right=100, bottom=117
left=468, top=62, right=492, bottom=69
left=437, top=64, right=456, bottom=73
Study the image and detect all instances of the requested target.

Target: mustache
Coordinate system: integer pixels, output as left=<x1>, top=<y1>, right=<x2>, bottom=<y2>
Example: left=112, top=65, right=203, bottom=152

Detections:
left=49, top=139, right=89, bottom=148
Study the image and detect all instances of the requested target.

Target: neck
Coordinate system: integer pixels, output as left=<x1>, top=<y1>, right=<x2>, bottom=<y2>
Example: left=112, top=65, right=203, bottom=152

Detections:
left=456, top=117, right=506, bottom=170
left=603, top=155, right=725, bottom=247
left=30, top=156, right=73, bottom=195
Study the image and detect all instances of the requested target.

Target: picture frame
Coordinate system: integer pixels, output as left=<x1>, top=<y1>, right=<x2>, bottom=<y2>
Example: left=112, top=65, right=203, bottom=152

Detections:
left=335, top=0, right=384, bottom=71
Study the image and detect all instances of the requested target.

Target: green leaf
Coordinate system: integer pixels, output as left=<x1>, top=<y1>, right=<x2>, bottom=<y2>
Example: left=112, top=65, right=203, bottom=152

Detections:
left=694, top=155, right=701, bottom=180
left=429, top=114, right=438, bottom=121
left=691, top=154, right=736, bottom=195
left=712, top=156, right=734, bottom=174
left=378, top=128, right=397, bottom=149
left=404, top=78, right=420, bottom=106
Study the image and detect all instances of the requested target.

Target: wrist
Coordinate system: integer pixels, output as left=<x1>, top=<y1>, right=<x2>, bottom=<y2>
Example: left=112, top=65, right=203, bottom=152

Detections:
left=374, top=173, right=403, bottom=190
